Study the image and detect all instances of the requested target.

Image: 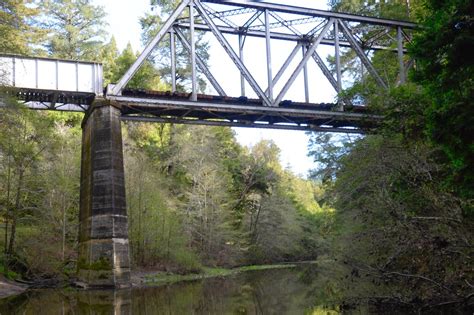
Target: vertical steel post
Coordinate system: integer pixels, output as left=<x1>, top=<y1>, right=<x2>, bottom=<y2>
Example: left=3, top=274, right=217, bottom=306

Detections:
left=397, top=26, right=405, bottom=84
left=75, top=62, right=79, bottom=92
left=190, top=2, right=197, bottom=101
left=238, top=33, right=245, bottom=96
left=92, top=63, right=96, bottom=94
left=12, top=57, right=16, bottom=87
left=274, top=19, right=333, bottom=106
left=55, top=60, right=59, bottom=90
left=264, top=9, right=273, bottom=101
left=302, top=45, right=309, bottom=103
left=170, top=30, right=177, bottom=92
left=334, top=20, right=342, bottom=92
left=35, top=59, right=39, bottom=89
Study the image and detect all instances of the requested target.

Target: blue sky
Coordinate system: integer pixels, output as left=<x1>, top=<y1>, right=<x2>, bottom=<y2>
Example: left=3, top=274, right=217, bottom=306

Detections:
left=93, top=0, right=333, bottom=177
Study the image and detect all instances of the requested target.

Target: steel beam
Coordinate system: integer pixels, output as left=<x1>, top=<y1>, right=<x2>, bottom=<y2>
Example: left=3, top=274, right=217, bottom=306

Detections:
left=121, top=115, right=366, bottom=134
left=334, top=21, right=342, bottom=92
left=311, top=51, right=338, bottom=92
left=268, top=11, right=302, bottom=36
left=175, top=23, right=404, bottom=51
left=338, top=20, right=388, bottom=90
left=202, top=2, right=237, bottom=28
left=267, top=43, right=301, bottom=95
left=170, top=30, right=177, bottom=92
left=243, top=11, right=262, bottom=29
left=274, top=19, right=334, bottom=106
left=190, top=2, right=197, bottom=101
left=201, top=0, right=417, bottom=28
left=194, top=0, right=272, bottom=106
left=109, top=95, right=379, bottom=121
left=265, top=9, right=273, bottom=101
left=238, top=33, right=245, bottom=96
left=111, top=0, right=190, bottom=95
left=303, top=46, right=309, bottom=103
left=397, top=26, right=405, bottom=84
left=174, top=28, right=227, bottom=96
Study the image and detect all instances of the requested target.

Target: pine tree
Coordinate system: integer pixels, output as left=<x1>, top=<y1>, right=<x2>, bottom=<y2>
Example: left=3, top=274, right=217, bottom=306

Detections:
left=0, top=0, right=43, bottom=54
left=40, top=0, right=107, bottom=60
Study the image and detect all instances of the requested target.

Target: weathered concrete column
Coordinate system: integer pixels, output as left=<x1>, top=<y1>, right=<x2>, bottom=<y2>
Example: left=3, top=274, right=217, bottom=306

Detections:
left=77, top=98, right=130, bottom=288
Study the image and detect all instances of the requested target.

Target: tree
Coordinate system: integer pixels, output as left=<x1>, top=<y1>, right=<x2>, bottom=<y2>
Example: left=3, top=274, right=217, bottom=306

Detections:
left=0, top=0, right=43, bottom=54
left=327, top=0, right=421, bottom=104
left=109, top=43, right=166, bottom=90
left=330, top=135, right=473, bottom=304
left=307, top=133, right=357, bottom=183
left=0, top=101, right=55, bottom=270
left=411, top=0, right=474, bottom=201
left=124, top=135, right=199, bottom=271
left=40, top=0, right=107, bottom=60
left=169, top=126, right=235, bottom=263
left=100, top=37, right=120, bottom=86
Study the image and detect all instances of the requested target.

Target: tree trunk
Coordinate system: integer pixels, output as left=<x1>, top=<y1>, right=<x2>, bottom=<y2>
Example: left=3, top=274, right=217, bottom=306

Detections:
left=4, top=153, right=12, bottom=255
left=8, top=166, right=24, bottom=255
left=62, top=195, right=66, bottom=262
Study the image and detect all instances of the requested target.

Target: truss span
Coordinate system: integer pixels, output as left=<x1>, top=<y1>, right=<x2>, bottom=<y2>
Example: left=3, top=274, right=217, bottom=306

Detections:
left=0, top=0, right=417, bottom=134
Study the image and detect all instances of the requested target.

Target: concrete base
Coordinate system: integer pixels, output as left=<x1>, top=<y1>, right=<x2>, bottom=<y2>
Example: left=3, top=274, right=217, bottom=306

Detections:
left=77, top=99, right=130, bottom=288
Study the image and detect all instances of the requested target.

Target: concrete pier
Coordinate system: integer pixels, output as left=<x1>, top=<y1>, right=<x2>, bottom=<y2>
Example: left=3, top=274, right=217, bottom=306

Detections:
left=77, top=99, right=130, bottom=288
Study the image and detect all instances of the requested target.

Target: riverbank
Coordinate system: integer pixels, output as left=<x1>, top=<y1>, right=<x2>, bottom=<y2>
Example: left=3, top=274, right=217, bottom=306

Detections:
left=132, top=262, right=309, bottom=287
left=0, top=261, right=313, bottom=298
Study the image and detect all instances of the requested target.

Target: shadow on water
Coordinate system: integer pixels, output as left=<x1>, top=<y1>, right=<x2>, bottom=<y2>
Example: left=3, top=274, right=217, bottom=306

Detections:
left=0, top=265, right=469, bottom=314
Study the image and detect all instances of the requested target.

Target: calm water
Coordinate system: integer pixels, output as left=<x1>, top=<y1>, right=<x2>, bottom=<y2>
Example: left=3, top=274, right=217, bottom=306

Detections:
left=0, top=265, right=466, bottom=314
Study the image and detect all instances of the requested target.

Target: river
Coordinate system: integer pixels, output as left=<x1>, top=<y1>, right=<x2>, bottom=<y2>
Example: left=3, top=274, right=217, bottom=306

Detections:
left=0, top=265, right=466, bottom=314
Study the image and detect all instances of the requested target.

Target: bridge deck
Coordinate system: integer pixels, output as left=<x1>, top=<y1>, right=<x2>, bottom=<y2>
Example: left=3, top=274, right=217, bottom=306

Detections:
left=1, top=86, right=380, bottom=133
left=113, top=89, right=380, bottom=133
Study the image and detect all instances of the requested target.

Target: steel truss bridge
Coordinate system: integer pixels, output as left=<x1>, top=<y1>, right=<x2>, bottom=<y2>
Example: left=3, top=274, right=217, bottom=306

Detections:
left=0, top=0, right=417, bottom=133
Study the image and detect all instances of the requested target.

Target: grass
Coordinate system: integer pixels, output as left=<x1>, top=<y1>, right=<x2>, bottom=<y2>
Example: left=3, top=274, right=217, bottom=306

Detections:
left=143, top=263, right=299, bottom=286
left=0, top=262, right=19, bottom=280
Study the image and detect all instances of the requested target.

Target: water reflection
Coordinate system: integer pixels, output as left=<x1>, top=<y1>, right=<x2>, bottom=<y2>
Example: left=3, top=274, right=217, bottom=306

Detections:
left=1, top=266, right=342, bottom=314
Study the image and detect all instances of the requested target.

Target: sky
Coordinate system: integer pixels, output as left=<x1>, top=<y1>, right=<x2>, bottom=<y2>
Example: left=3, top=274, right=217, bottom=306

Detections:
left=93, top=0, right=334, bottom=177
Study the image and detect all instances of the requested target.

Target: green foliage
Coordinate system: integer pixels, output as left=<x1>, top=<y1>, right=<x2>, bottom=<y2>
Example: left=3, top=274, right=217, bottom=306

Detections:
left=108, top=43, right=166, bottom=90
left=377, top=83, right=429, bottom=139
left=410, top=0, right=474, bottom=200
left=330, top=0, right=414, bottom=20
left=100, top=37, right=120, bottom=85
left=329, top=135, right=473, bottom=302
left=40, top=0, right=107, bottom=60
left=0, top=1, right=44, bottom=54
left=308, top=0, right=474, bottom=307
left=123, top=122, right=327, bottom=269
left=307, top=133, right=358, bottom=183
left=0, top=258, right=19, bottom=280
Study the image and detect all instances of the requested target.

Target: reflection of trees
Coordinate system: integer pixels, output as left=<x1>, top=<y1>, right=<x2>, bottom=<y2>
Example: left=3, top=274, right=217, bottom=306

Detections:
left=0, top=267, right=346, bottom=314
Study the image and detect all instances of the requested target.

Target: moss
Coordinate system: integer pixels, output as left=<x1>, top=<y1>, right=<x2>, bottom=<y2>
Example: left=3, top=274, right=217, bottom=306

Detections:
left=0, top=263, right=19, bottom=280
left=77, top=257, right=112, bottom=271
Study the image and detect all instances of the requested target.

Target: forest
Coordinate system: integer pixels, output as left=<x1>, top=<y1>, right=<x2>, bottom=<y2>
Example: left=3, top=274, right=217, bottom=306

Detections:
left=0, top=0, right=473, bottom=311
